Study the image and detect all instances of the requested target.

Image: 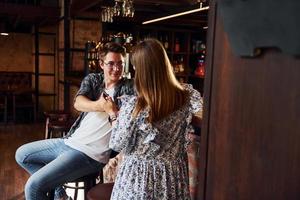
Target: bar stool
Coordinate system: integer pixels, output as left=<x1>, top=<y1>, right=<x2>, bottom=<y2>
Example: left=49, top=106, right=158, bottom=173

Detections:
left=44, top=111, right=118, bottom=200
left=44, top=110, right=71, bottom=139
left=48, top=156, right=116, bottom=200
left=48, top=171, right=103, bottom=200
left=62, top=171, right=102, bottom=200
left=44, top=110, right=102, bottom=200
left=87, top=183, right=114, bottom=200
left=61, top=151, right=119, bottom=200
left=47, top=120, right=73, bottom=139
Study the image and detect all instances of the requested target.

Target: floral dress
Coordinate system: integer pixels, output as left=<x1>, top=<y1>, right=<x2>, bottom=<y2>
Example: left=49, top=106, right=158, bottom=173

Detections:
left=109, top=84, right=202, bottom=200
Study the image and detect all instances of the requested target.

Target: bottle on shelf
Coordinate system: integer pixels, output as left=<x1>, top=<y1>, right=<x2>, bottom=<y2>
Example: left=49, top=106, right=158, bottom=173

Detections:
left=175, top=38, right=180, bottom=52
left=192, top=39, right=196, bottom=53
left=194, top=58, right=205, bottom=77
left=123, top=34, right=133, bottom=52
left=123, top=34, right=134, bottom=79
left=178, top=56, right=185, bottom=73
left=85, top=41, right=101, bottom=74
left=194, top=40, right=206, bottom=54
left=164, top=35, right=169, bottom=50
left=173, top=60, right=180, bottom=74
left=114, top=32, right=126, bottom=45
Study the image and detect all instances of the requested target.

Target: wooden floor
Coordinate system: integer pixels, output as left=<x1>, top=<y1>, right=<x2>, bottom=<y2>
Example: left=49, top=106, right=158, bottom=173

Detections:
left=0, top=123, right=45, bottom=200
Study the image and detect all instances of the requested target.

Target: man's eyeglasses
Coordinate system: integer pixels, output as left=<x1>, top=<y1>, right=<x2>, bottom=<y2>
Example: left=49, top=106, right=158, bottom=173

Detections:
left=103, top=61, right=124, bottom=70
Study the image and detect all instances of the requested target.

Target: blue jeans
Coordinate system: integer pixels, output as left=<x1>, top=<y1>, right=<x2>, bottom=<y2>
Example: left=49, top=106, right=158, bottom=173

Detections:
left=15, top=138, right=103, bottom=200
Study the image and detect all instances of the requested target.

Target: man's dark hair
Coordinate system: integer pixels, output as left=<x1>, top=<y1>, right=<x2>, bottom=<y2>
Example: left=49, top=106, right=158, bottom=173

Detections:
left=99, top=42, right=126, bottom=60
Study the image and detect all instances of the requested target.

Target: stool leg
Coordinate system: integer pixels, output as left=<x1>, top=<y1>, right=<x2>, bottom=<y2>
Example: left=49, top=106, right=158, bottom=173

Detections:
left=74, top=182, right=79, bottom=200
left=61, top=131, right=66, bottom=137
left=45, top=118, right=50, bottom=139
left=48, top=128, right=53, bottom=139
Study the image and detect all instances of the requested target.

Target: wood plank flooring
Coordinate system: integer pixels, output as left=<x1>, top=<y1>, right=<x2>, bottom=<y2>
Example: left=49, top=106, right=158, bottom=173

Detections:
left=0, top=123, right=44, bottom=200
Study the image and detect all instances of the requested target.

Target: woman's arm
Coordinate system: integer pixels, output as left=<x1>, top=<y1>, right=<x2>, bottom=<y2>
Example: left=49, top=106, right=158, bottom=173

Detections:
left=185, top=84, right=202, bottom=114
left=104, top=96, right=136, bottom=152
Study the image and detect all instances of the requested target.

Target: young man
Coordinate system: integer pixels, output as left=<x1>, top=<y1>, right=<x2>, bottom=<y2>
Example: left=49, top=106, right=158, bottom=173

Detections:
left=15, top=42, right=134, bottom=200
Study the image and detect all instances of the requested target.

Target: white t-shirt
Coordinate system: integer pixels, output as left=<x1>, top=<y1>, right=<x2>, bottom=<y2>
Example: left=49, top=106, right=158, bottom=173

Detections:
left=64, top=88, right=115, bottom=164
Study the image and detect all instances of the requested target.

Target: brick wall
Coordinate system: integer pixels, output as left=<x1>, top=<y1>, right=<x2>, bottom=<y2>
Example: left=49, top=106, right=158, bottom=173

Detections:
left=0, top=33, right=33, bottom=72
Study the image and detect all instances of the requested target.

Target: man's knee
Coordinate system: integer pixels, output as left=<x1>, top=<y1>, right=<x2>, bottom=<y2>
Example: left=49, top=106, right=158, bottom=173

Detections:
left=15, top=145, right=28, bottom=165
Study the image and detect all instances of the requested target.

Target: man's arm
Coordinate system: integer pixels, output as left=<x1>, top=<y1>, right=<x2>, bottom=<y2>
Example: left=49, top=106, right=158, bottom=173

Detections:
left=74, top=94, right=106, bottom=112
left=73, top=73, right=106, bottom=112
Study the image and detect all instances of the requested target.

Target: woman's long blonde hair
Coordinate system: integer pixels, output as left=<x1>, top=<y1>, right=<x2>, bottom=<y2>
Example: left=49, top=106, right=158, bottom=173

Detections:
left=131, top=38, right=188, bottom=123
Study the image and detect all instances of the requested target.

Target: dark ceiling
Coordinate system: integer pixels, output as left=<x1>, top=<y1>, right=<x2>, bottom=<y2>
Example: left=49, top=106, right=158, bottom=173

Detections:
left=0, top=0, right=208, bottom=33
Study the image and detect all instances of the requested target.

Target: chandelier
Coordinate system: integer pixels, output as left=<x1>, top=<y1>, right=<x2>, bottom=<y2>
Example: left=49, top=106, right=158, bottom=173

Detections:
left=101, top=0, right=135, bottom=23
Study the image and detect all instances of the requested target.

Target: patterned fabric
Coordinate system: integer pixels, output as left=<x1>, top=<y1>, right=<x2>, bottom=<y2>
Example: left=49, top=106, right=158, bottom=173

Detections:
left=65, top=72, right=134, bottom=138
left=109, top=84, right=202, bottom=200
left=187, top=133, right=201, bottom=200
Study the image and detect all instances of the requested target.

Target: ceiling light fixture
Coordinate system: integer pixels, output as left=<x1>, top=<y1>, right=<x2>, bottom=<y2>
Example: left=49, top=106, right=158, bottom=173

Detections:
left=142, top=2, right=209, bottom=25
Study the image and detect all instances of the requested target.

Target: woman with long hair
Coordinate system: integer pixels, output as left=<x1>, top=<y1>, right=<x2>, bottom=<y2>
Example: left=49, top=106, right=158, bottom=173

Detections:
left=103, top=38, right=202, bottom=200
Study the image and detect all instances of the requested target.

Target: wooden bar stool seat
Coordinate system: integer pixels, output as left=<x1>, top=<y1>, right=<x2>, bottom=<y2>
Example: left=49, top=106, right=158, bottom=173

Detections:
left=44, top=110, right=71, bottom=139
left=44, top=110, right=70, bottom=121
left=47, top=120, right=73, bottom=139
left=87, top=183, right=114, bottom=200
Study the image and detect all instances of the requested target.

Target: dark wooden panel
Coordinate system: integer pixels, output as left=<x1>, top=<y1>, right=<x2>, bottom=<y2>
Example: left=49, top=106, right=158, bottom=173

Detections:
left=0, top=2, right=59, bottom=18
left=200, top=1, right=300, bottom=200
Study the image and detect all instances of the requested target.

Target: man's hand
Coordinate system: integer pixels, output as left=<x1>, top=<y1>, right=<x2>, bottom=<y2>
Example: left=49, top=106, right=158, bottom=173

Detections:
left=93, top=93, right=109, bottom=111
left=102, top=96, right=119, bottom=117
